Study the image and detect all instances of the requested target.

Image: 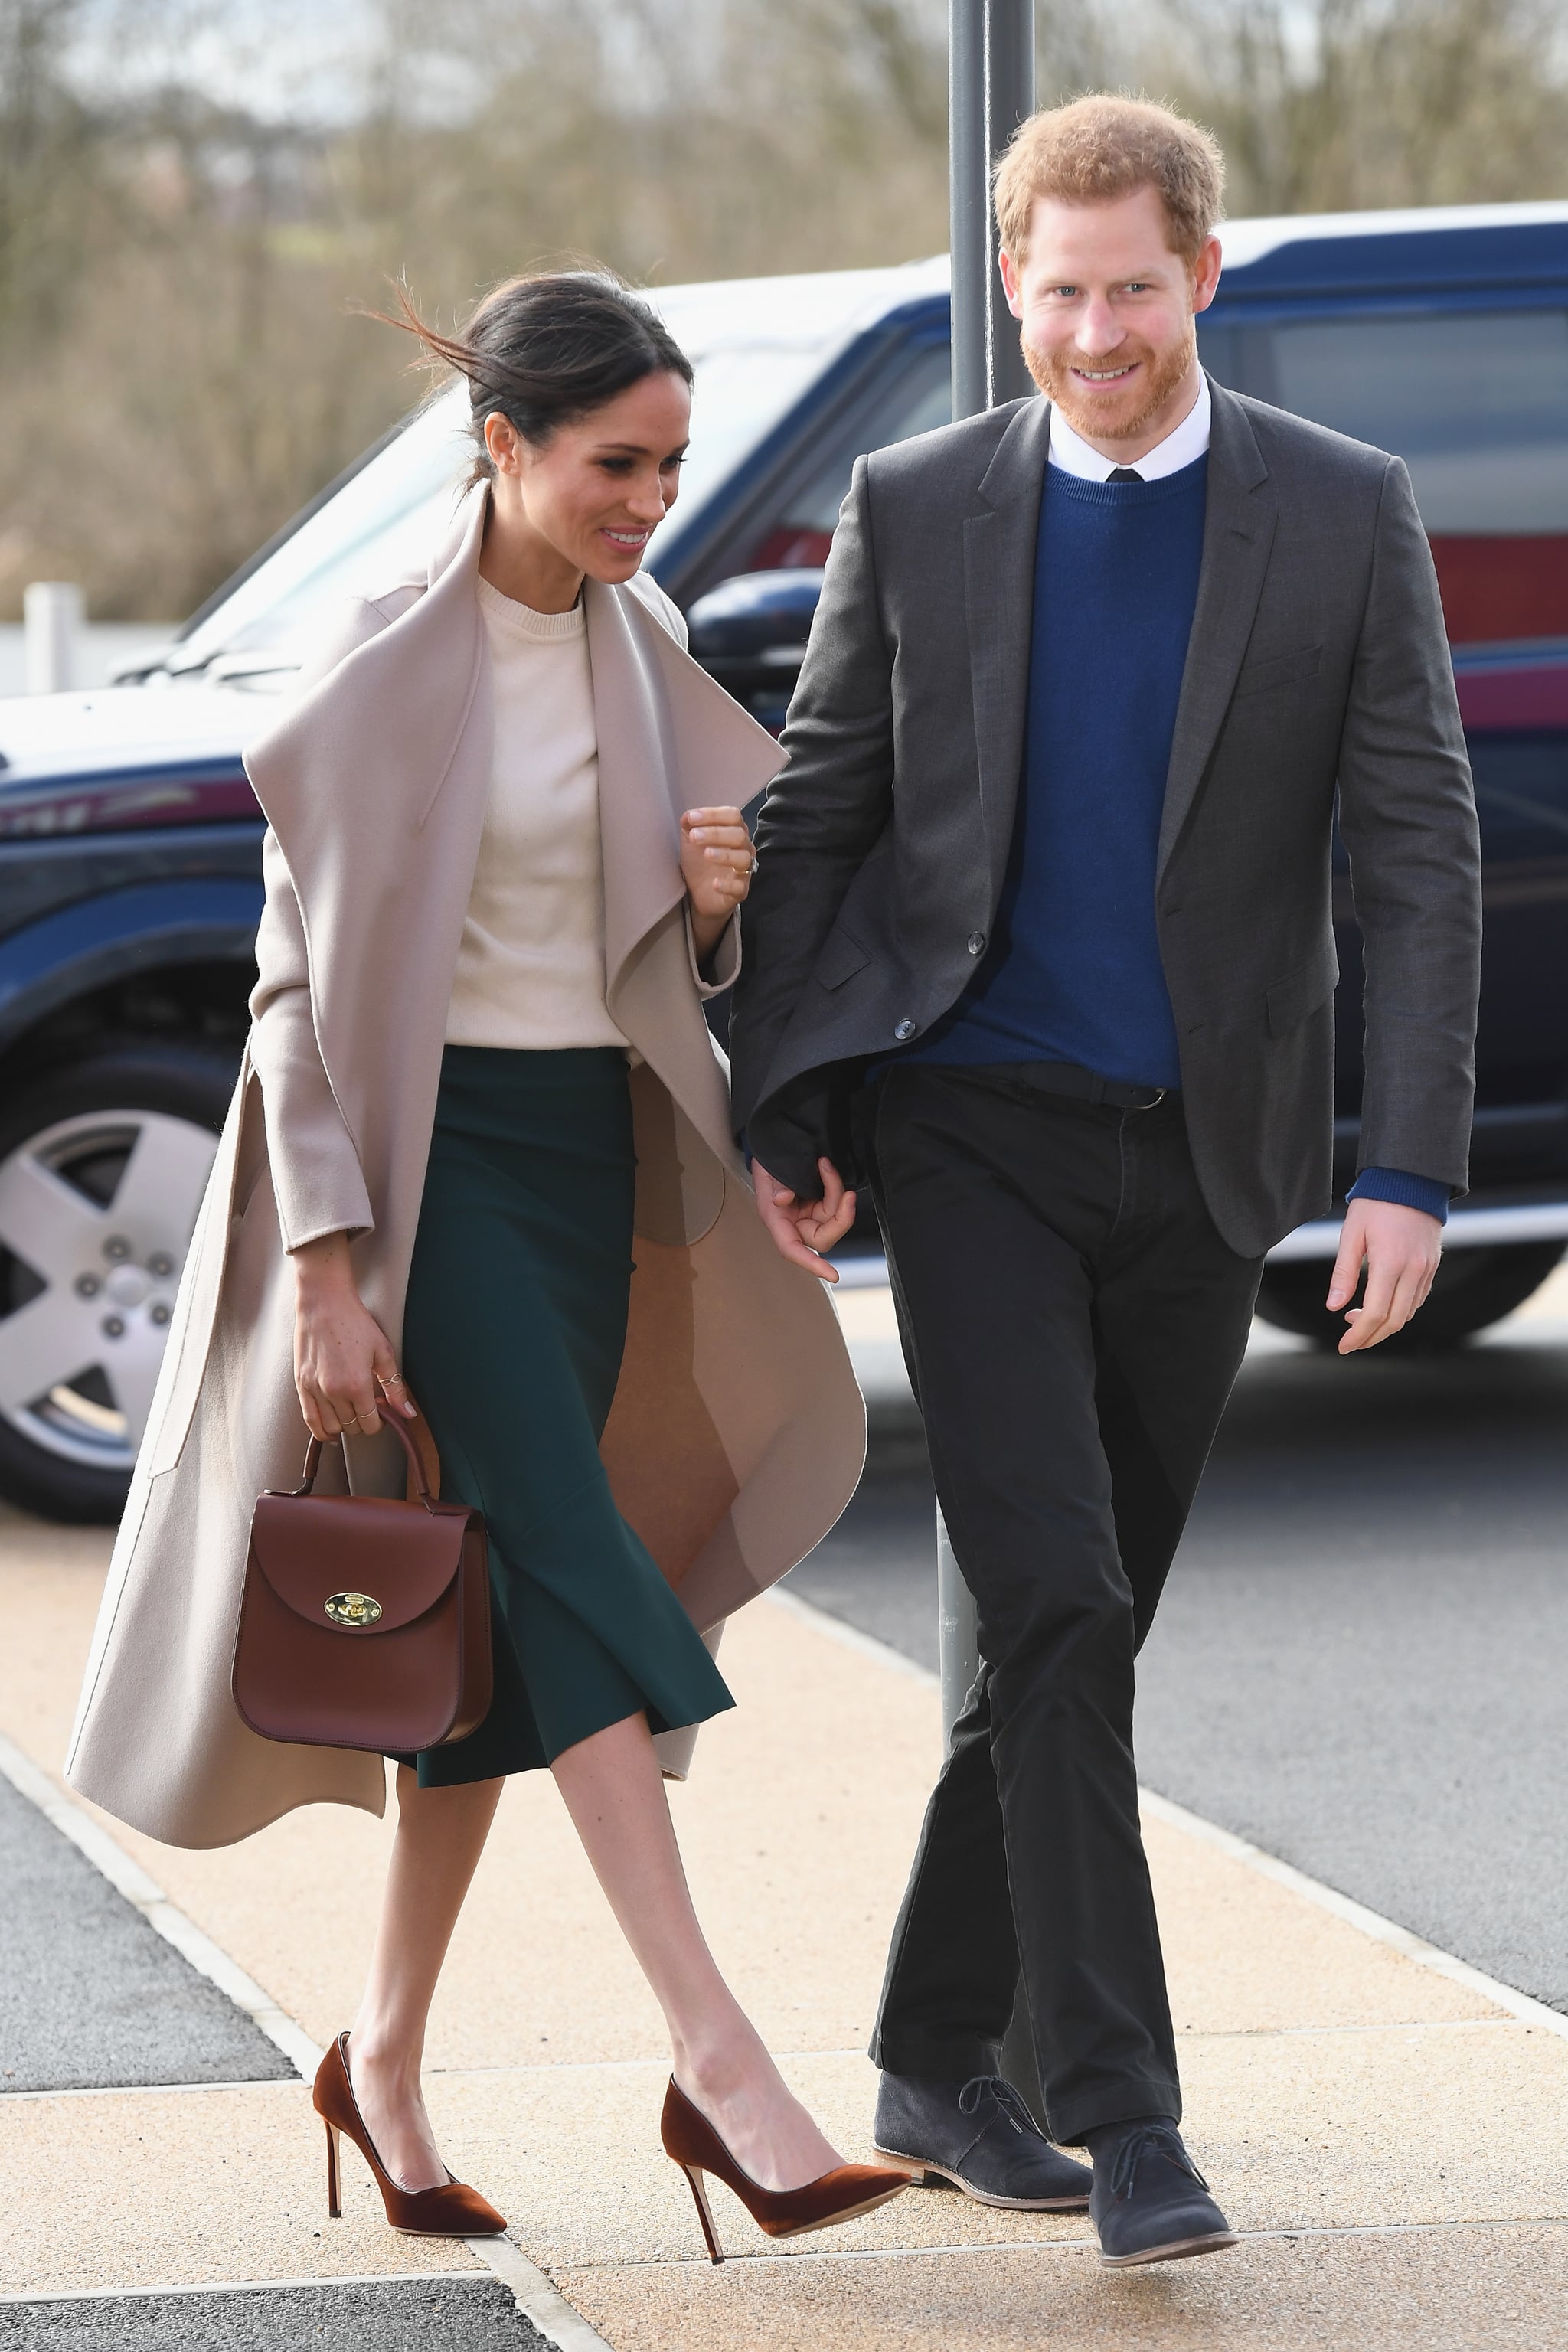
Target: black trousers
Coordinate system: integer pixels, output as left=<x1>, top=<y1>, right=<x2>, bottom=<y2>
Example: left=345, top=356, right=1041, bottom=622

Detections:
left=860, top=1063, right=1263, bottom=2145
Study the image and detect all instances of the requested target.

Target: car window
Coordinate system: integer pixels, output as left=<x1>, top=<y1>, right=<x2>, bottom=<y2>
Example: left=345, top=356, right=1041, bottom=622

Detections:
left=1220, top=307, right=1568, bottom=645
left=743, top=338, right=953, bottom=571
left=175, top=391, right=474, bottom=671
left=1264, top=310, right=1568, bottom=535
left=674, top=343, right=832, bottom=533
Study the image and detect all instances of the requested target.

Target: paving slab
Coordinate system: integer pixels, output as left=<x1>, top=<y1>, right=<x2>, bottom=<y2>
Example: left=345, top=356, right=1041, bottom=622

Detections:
left=556, top=2224, right=1568, bottom=2352
left=408, top=2024, right=1566, bottom=2272
left=0, top=2083, right=483, bottom=2298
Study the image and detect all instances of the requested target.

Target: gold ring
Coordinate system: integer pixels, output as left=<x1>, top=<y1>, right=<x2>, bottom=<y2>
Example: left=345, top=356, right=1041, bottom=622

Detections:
left=381, top=1370, right=407, bottom=1388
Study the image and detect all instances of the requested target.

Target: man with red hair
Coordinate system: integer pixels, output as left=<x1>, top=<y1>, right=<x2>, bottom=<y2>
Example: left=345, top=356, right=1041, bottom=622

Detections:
left=732, top=94, right=1479, bottom=2266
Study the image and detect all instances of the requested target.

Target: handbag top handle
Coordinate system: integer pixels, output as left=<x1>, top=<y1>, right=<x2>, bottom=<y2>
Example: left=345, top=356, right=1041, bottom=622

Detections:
left=281, top=1401, right=438, bottom=1514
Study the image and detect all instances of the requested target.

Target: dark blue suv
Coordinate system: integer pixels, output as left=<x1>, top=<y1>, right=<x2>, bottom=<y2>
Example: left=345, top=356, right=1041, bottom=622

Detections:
left=2, top=210, right=1566, bottom=1517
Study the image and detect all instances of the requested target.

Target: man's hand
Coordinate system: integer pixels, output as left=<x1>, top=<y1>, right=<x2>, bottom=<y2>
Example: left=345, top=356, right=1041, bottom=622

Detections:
left=752, top=1156, right=858, bottom=1282
left=1326, top=1198, right=1443, bottom=1354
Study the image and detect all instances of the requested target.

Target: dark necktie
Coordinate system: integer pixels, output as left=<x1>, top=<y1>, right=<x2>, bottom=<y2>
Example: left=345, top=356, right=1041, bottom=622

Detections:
left=1107, top=466, right=1144, bottom=482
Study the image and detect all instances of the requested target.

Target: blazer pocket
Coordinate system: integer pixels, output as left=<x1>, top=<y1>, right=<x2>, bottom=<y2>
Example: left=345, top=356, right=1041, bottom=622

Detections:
left=814, top=926, right=871, bottom=991
left=1234, top=643, right=1322, bottom=698
left=1266, top=942, right=1340, bottom=1037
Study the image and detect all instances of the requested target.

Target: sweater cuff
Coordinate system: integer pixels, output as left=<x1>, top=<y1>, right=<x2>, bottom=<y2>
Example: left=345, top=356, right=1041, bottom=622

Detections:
left=1346, top=1167, right=1450, bottom=1225
left=684, top=903, right=741, bottom=1000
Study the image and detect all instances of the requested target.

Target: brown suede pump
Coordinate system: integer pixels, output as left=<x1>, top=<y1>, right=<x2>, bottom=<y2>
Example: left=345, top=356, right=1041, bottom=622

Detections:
left=313, top=2032, right=507, bottom=2237
left=661, top=2077, right=913, bottom=2263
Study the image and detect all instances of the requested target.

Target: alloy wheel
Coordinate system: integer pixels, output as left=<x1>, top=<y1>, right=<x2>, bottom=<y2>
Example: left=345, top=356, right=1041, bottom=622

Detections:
left=0, top=1108, right=219, bottom=1472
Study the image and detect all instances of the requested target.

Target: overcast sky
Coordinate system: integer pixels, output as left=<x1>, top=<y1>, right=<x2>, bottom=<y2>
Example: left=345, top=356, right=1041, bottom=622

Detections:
left=63, top=0, right=390, bottom=125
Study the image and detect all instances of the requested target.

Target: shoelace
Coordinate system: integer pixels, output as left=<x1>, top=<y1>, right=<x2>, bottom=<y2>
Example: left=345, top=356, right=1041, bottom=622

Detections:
left=1107, top=2122, right=1210, bottom=2203
left=958, top=2075, right=1039, bottom=2137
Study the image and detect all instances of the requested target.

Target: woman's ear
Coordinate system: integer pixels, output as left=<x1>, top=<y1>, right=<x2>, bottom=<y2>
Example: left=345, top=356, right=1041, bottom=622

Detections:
left=483, top=412, right=522, bottom=475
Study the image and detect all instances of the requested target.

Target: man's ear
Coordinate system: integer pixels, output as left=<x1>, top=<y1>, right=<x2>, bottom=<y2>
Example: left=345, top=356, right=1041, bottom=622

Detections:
left=1191, top=234, right=1223, bottom=316
left=998, top=245, right=1025, bottom=322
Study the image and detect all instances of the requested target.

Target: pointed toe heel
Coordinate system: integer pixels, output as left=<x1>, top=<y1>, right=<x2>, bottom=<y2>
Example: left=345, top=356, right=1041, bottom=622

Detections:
left=661, top=2078, right=913, bottom=2265
left=312, top=2032, right=507, bottom=2237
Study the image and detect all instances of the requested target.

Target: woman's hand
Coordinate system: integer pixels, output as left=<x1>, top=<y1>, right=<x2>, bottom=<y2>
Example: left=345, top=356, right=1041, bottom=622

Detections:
left=680, top=805, right=754, bottom=963
left=291, top=1230, right=416, bottom=1442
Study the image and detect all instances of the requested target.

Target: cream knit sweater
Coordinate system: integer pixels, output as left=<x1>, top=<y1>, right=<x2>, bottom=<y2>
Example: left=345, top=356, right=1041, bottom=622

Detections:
left=445, top=576, right=628, bottom=1050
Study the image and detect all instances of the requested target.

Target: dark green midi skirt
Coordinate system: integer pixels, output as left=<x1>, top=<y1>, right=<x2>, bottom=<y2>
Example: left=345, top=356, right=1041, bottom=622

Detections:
left=394, top=1044, right=734, bottom=1785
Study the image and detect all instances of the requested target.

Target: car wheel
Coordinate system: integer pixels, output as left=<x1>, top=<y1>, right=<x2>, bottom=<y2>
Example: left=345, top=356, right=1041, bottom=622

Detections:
left=0, top=1044, right=238, bottom=1523
left=1254, top=1238, right=1566, bottom=1353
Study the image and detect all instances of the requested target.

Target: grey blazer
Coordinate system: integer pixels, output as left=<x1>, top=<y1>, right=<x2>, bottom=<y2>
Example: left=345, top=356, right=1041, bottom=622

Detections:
left=729, top=380, right=1481, bottom=1259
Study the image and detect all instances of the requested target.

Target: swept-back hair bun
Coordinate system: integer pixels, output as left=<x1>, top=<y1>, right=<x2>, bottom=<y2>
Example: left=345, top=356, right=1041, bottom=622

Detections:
left=366, top=268, right=693, bottom=483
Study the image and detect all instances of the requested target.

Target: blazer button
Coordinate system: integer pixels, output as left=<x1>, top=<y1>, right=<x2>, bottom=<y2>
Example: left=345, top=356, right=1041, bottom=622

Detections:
left=967, top=930, right=986, bottom=956
left=894, top=1019, right=916, bottom=1041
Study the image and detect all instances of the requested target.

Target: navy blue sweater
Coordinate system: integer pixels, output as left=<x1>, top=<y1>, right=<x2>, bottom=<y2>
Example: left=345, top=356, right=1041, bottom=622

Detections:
left=903, top=459, right=1205, bottom=1086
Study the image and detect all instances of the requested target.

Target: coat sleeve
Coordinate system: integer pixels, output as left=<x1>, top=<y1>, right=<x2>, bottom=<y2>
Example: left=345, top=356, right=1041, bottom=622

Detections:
left=1335, top=456, right=1481, bottom=1195
left=729, top=455, right=896, bottom=1189
left=684, top=903, right=741, bottom=998
left=248, top=828, right=375, bottom=1250
left=243, top=592, right=395, bottom=1252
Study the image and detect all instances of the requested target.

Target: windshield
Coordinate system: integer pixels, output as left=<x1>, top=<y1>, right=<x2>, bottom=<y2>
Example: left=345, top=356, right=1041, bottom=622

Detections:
left=175, top=391, right=474, bottom=673
left=170, top=315, right=837, bottom=678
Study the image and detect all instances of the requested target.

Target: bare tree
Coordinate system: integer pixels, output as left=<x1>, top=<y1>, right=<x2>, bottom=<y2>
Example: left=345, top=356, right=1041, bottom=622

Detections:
left=0, top=0, right=96, bottom=328
left=1149, top=0, right=1568, bottom=216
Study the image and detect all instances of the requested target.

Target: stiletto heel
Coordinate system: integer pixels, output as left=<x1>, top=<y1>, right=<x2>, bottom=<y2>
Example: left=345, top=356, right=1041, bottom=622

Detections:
left=661, top=2079, right=913, bottom=2263
left=680, top=2163, right=726, bottom=2264
left=312, top=2031, right=507, bottom=2237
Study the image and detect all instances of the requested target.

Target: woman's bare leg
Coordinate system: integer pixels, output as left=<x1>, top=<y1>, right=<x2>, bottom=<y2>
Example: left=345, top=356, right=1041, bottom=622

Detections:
left=347, top=1767, right=505, bottom=2190
left=552, top=1710, right=841, bottom=2192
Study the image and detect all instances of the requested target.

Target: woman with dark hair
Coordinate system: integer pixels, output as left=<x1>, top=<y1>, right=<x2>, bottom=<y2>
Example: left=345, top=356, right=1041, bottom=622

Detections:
left=67, top=270, right=905, bottom=2259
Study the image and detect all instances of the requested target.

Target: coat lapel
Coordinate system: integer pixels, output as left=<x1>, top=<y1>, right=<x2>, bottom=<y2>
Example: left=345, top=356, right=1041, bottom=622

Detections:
left=587, top=578, right=783, bottom=1009
left=249, top=484, right=489, bottom=858
left=964, top=397, right=1050, bottom=900
left=585, top=582, right=688, bottom=1001
left=1158, top=381, right=1276, bottom=876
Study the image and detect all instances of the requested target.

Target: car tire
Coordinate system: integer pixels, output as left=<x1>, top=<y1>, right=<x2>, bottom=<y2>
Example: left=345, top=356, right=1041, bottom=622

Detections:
left=0, top=1042, right=239, bottom=1523
left=1254, top=1238, right=1566, bottom=1353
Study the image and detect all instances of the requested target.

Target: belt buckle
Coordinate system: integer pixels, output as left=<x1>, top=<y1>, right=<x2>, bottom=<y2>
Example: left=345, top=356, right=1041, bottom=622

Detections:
left=1127, top=1086, right=1166, bottom=1112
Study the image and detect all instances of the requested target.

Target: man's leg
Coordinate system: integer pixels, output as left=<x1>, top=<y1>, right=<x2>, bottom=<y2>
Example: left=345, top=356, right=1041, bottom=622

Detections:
left=867, top=1067, right=1174, bottom=2138
left=1092, top=1103, right=1263, bottom=1658
left=871, top=1654, right=1017, bottom=2082
left=869, top=1070, right=1259, bottom=2145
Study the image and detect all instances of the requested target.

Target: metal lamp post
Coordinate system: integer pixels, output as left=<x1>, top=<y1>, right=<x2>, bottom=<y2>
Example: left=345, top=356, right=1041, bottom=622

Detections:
left=949, top=0, right=1037, bottom=420
left=941, top=0, right=1043, bottom=2120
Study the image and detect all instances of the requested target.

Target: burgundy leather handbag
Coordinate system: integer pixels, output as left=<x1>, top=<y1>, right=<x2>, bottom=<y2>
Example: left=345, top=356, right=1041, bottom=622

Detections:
left=232, top=1401, right=493, bottom=1756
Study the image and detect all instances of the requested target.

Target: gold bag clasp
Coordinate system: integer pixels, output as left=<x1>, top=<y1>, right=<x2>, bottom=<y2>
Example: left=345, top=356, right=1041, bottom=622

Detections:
left=324, top=1590, right=383, bottom=1629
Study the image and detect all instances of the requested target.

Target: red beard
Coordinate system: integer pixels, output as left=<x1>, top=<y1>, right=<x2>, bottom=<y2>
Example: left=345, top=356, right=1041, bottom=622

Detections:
left=1022, top=322, right=1197, bottom=443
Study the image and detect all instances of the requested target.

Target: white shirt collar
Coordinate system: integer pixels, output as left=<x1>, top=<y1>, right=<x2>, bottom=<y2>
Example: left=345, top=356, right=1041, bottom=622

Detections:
left=1047, top=373, right=1211, bottom=483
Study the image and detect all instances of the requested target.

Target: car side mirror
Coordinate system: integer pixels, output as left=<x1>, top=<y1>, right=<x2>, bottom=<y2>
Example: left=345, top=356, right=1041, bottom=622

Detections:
left=684, top=569, right=825, bottom=730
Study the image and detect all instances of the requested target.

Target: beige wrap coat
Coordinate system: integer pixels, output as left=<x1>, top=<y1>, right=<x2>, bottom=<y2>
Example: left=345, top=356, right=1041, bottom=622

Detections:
left=66, top=485, right=866, bottom=1849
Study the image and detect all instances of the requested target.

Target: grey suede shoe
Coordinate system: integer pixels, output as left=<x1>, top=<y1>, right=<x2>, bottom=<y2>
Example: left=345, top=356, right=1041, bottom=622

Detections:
left=1089, top=2120, right=1238, bottom=2266
left=873, top=2072, right=1093, bottom=2210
